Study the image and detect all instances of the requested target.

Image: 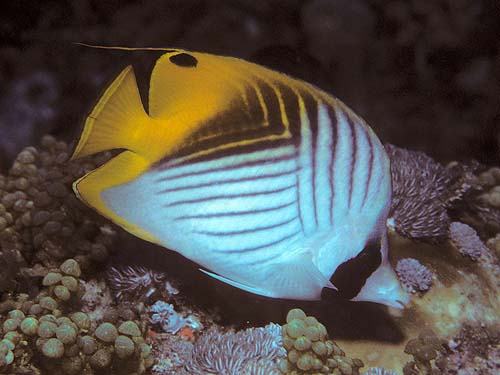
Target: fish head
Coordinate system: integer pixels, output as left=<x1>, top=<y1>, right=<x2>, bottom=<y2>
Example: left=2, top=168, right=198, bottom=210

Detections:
left=351, top=231, right=409, bottom=308
left=328, top=230, right=409, bottom=309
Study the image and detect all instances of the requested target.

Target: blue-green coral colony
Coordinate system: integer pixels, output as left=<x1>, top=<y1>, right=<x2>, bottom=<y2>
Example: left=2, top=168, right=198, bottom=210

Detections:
left=0, top=258, right=154, bottom=374
left=280, top=308, right=363, bottom=375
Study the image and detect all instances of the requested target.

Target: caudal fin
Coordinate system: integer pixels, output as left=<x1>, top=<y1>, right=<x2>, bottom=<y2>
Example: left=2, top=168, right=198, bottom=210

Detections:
left=71, top=66, right=149, bottom=159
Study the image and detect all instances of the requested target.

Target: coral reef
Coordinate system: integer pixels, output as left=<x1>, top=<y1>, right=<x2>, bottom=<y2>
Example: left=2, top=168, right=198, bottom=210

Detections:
left=449, top=221, right=489, bottom=260
left=149, top=301, right=201, bottom=335
left=187, top=323, right=285, bottom=375
left=436, top=325, right=500, bottom=374
left=402, top=326, right=500, bottom=375
left=363, top=368, right=398, bottom=375
left=395, top=258, right=434, bottom=294
left=280, top=308, right=364, bottom=375
left=403, top=329, right=446, bottom=375
left=0, top=135, right=116, bottom=293
left=0, top=258, right=154, bottom=374
left=108, top=265, right=178, bottom=304
left=385, top=144, right=473, bottom=243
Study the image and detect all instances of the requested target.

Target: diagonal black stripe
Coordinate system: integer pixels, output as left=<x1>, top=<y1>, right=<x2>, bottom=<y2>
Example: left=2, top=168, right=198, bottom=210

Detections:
left=165, top=184, right=295, bottom=207
left=327, top=106, right=338, bottom=225
left=173, top=200, right=296, bottom=221
left=361, top=130, right=374, bottom=208
left=273, top=82, right=301, bottom=145
left=346, top=112, right=357, bottom=208
left=215, top=230, right=301, bottom=254
left=165, top=137, right=292, bottom=167
left=193, top=216, right=298, bottom=236
left=301, top=90, right=319, bottom=227
left=155, top=151, right=295, bottom=179
left=255, top=78, right=286, bottom=134
left=157, top=168, right=299, bottom=194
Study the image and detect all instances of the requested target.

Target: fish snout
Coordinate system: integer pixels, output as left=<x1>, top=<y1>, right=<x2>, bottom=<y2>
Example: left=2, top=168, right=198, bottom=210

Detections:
left=351, top=261, right=410, bottom=309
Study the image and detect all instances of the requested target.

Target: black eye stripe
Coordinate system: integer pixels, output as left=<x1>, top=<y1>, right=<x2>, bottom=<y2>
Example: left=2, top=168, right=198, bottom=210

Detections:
left=169, top=53, right=198, bottom=67
left=328, top=238, right=382, bottom=300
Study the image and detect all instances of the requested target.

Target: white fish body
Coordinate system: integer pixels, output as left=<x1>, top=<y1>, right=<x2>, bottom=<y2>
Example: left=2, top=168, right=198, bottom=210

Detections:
left=71, top=49, right=409, bottom=308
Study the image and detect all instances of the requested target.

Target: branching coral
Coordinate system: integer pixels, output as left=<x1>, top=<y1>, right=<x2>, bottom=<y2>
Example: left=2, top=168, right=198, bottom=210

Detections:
left=186, top=323, right=285, bottom=375
left=108, top=265, right=177, bottom=303
left=386, top=144, right=474, bottom=243
left=395, top=258, right=434, bottom=294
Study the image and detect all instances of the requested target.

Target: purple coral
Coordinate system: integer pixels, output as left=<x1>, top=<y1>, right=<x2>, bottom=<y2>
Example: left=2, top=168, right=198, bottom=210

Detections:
left=386, top=144, right=473, bottom=243
left=363, top=368, right=398, bottom=375
left=149, top=301, right=200, bottom=334
left=395, top=258, right=434, bottom=294
left=449, top=221, right=488, bottom=260
left=107, top=265, right=177, bottom=303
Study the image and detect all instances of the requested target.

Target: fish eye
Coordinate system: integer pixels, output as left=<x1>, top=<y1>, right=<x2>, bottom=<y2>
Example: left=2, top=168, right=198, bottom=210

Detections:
left=169, top=53, right=198, bottom=67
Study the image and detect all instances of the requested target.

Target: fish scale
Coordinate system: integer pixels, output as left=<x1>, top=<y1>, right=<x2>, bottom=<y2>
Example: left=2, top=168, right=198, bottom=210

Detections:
left=71, top=48, right=408, bottom=307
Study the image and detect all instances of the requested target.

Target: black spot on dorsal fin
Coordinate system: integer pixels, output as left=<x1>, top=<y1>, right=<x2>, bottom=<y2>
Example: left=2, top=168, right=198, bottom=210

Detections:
left=327, top=237, right=382, bottom=300
left=170, top=53, right=198, bottom=67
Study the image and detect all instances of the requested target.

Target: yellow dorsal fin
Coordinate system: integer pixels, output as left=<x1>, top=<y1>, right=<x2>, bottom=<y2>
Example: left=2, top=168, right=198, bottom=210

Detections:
left=71, top=65, right=150, bottom=159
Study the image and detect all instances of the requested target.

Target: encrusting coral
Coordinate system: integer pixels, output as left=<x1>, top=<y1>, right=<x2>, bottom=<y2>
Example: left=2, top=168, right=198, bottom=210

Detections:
left=403, top=325, right=500, bottom=374
left=403, top=329, right=446, bottom=375
left=280, top=308, right=364, bottom=375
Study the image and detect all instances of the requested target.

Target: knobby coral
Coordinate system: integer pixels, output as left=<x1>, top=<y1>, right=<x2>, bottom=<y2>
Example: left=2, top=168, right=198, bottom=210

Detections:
left=280, top=308, right=364, bottom=375
left=0, top=258, right=154, bottom=374
left=449, top=221, right=489, bottom=260
left=0, top=135, right=116, bottom=293
left=395, top=258, right=434, bottom=294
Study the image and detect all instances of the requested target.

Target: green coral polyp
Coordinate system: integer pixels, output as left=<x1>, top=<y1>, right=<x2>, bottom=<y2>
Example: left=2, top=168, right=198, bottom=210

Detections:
left=20, top=317, right=38, bottom=336
left=281, top=308, right=364, bottom=375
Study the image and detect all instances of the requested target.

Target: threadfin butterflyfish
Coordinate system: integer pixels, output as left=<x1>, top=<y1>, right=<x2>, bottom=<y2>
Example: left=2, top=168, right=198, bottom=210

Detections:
left=71, top=48, right=409, bottom=308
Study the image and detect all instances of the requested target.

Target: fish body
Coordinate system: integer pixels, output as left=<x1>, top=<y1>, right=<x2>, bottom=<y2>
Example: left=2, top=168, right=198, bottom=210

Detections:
left=71, top=49, right=409, bottom=308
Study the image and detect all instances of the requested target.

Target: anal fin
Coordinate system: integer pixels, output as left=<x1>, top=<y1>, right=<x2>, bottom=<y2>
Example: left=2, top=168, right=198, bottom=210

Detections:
left=200, top=253, right=336, bottom=300
left=73, top=151, right=160, bottom=244
left=200, top=269, right=275, bottom=297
